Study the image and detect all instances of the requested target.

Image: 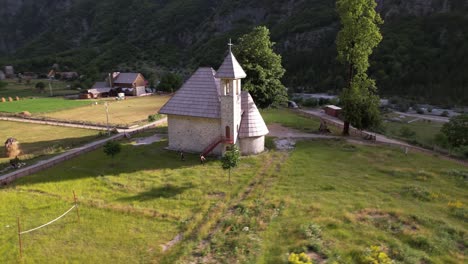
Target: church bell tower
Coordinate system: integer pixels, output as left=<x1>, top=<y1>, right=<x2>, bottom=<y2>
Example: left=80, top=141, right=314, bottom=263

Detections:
left=215, top=40, right=247, bottom=152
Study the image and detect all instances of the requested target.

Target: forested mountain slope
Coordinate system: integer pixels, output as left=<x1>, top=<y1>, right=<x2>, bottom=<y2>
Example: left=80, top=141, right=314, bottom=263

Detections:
left=1, top=0, right=467, bottom=104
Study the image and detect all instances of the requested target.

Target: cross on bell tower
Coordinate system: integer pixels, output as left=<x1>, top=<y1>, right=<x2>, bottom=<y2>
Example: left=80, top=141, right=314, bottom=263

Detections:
left=228, top=38, right=233, bottom=53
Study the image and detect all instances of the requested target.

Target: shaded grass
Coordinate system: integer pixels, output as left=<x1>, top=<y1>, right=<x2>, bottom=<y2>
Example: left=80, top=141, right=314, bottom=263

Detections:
left=261, top=108, right=322, bottom=133
left=0, top=138, right=269, bottom=262
left=0, top=97, right=91, bottom=114
left=43, top=95, right=170, bottom=126
left=1, top=133, right=466, bottom=263
left=259, top=140, right=467, bottom=263
left=0, top=121, right=101, bottom=169
left=261, top=107, right=341, bottom=135
left=0, top=79, right=78, bottom=98
left=382, top=114, right=443, bottom=147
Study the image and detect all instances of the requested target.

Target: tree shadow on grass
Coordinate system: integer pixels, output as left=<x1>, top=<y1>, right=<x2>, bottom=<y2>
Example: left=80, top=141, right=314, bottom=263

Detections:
left=6, top=140, right=216, bottom=187
left=118, top=183, right=194, bottom=201
left=0, top=134, right=103, bottom=169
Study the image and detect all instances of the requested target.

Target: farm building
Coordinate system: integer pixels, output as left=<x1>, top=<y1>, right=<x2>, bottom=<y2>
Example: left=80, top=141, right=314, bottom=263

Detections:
left=82, top=82, right=112, bottom=99
left=0, top=70, right=5, bottom=80
left=324, top=105, right=342, bottom=118
left=159, top=49, right=268, bottom=156
left=59, top=72, right=79, bottom=80
left=112, top=72, right=147, bottom=96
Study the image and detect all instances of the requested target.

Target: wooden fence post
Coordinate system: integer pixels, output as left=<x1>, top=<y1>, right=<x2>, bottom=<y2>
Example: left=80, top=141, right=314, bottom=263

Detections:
left=17, top=217, right=22, bottom=258
left=73, top=191, right=80, bottom=223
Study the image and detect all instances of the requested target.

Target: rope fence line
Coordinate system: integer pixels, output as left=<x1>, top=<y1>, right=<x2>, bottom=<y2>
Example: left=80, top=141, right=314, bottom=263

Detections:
left=17, top=191, right=80, bottom=258
left=19, top=205, right=77, bottom=235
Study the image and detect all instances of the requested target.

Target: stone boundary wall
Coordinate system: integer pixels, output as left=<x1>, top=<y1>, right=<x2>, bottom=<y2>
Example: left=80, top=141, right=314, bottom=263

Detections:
left=0, top=118, right=167, bottom=185
left=0, top=134, right=123, bottom=185
left=0, top=114, right=132, bottom=130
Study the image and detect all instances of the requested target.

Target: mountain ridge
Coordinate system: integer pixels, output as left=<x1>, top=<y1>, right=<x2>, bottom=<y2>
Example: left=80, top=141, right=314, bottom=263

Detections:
left=1, top=0, right=467, bottom=104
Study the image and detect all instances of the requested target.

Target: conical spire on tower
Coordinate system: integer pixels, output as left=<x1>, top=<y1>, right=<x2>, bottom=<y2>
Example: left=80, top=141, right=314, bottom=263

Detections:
left=215, top=40, right=247, bottom=79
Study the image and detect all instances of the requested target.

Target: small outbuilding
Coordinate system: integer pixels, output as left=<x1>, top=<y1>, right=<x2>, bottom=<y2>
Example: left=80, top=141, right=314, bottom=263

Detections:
left=0, top=70, right=5, bottom=80
left=324, top=105, right=342, bottom=118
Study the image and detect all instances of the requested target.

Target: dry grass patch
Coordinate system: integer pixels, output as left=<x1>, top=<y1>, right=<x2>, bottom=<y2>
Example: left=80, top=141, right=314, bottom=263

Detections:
left=43, top=95, right=170, bottom=126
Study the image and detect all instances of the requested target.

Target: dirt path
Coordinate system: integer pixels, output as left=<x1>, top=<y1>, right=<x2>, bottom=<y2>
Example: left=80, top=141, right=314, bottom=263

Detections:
left=268, top=122, right=468, bottom=167
left=164, top=151, right=289, bottom=262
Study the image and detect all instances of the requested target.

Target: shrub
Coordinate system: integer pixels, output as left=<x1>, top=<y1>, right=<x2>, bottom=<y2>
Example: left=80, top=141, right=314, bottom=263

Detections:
left=361, top=246, right=393, bottom=264
left=401, top=186, right=433, bottom=201
left=399, top=127, right=415, bottom=138
left=103, top=140, right=121, bottom=160
left=416, top=108, right=424, bottom=114
left=264, top=136, right=276, bottom=150
left=35, top=82, right=46, bottom=93
left=288, top=252, right=313, bottom=264
left=302, top=98, right=318, bottom=107
left=440, top=111, right=449, bottom=117
left=447, top=200, right=467, bottom=220
left=148, top=114, right=162, bottom=122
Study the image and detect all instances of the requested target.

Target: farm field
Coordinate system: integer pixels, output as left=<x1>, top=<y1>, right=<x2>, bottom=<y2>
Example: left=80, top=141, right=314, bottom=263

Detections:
left=382, top=113, right=444, bottom=148
left=1, top=135, right=466, bottom=263
left=0, top=79, right=78, bottom=98
left=0, top=121, right=101, bottom=169
left=261, top=108, right=341, bottom=135
left=0, top=138, right=270, bottom=263
left=0, top=97, right=91, bottom=114
left=43, top=95, right=170, bottom=127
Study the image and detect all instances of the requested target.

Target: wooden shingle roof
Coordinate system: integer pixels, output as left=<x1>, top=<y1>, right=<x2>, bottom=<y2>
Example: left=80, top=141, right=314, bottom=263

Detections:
left=114, top=73, right=140, bottom=84
left=215, top=52, right=247, bottom=79
left=159, top=67, right=221, bottom=119
left=239, top=92, right=269, bottom=138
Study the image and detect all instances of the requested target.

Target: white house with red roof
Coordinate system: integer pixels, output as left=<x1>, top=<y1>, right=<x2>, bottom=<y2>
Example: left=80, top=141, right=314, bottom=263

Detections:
left=159, top=48, right=268, bottom=156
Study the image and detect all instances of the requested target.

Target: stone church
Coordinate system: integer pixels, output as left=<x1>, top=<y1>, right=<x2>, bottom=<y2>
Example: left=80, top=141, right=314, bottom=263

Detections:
left=159, top=48, right=268, bottom=156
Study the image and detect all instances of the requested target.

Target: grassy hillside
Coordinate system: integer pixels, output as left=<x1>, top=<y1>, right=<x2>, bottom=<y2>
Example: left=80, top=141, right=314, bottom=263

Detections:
left=1, top=135, right=466, bottom=263
left=0, top=0, right=467, bottom=105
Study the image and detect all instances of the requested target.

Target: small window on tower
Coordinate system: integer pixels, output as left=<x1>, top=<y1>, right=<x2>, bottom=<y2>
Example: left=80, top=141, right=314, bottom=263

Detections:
left=225, top=81, right=231, bottom=95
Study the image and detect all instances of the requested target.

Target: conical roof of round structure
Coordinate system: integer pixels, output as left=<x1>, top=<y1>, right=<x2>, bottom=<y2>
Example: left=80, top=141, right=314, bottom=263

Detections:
left=239, top=91, right=269, bottom=138
left=215, top=51, right=247, bottom=79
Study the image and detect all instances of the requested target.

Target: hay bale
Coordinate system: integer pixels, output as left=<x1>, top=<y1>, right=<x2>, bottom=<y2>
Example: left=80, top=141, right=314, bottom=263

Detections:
left=1, top=97, right=5, bottom=102
left=5, top=138, right=21, bottom=158
left=19, top=111, right=32, bottom=117
left=8, top=97, right=12, bottom=102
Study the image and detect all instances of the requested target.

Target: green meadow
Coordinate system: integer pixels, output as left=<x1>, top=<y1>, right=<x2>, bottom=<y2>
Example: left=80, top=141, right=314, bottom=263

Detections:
left=0, top=97, right=91, bottom=114
left=0, top=121, right=101, bottom=169
left=0, top=79, right=78, bottom=98
left=1, top=135, right=466, bottom=263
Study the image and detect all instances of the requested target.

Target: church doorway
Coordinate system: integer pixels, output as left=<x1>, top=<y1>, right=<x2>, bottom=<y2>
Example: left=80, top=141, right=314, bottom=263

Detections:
left=225, top=126, right=231, bottom=140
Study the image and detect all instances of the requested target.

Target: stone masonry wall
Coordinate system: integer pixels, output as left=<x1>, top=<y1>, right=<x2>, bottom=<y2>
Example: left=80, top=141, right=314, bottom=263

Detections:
left=239, top=136, right=265, bottom=155
left=167, top=115, right=223, bottom=155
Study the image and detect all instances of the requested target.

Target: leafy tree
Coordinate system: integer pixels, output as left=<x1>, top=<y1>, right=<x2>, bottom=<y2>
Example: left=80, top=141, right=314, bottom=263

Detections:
left=103, top=140, right=121, bottom=163
left=441, top=114, right=468, bottom=148
left=35, top=82, right=46, bottom=93
left=157, top=72, right=182, bottom=93
left=336, top=0, right=383, bottom=134
left=221, top=145, right=240, bottom=184
left=234, top=26, right=287, bottom=108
